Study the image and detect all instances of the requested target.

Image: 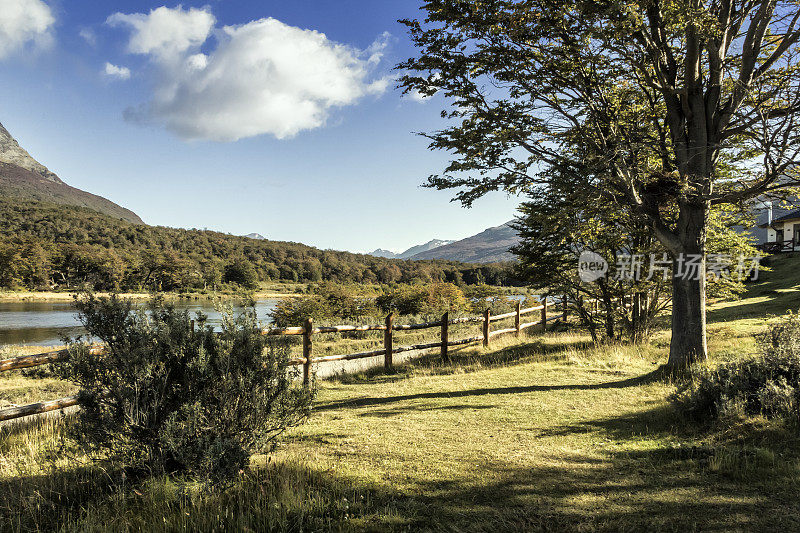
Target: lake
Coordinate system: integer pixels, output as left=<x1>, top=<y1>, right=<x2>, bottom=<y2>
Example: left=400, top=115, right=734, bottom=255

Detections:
left=0, top=299, right=280, bottom=347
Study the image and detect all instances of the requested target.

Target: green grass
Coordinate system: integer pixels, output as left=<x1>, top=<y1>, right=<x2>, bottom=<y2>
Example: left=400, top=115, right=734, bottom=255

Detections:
left=708, top=252, right=800, bottom=324
left=0, top=346, right=76, bottom=409
left=3, top=256, right=800, bottom=531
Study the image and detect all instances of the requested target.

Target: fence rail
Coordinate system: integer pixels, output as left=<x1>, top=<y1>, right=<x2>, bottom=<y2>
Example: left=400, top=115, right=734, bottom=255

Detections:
left=758, top=239, right=798, bottom=254
left=1, top=300, right=565, bottom=423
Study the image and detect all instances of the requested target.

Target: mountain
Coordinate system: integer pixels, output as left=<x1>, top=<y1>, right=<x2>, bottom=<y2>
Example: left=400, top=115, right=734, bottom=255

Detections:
left=369, top=248, right=399, bottom=258
left=244, top=233, right=267, bottom=240
left=399, top=239, right=454, bottom=258
left=368, top=239, right=455, bottom=260
left=0, top=121, right=143, bottom=224
left=410, top=222, right=520, bottom=263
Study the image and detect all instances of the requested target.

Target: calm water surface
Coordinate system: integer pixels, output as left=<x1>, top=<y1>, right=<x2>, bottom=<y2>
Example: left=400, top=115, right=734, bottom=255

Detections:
left=0, top=299, right=280, bottom=347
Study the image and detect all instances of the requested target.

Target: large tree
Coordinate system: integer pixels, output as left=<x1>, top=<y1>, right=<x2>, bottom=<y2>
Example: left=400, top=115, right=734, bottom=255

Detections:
left=398, top=0, right=800, bottom=371
left=512, top=172, right=759, bottom=344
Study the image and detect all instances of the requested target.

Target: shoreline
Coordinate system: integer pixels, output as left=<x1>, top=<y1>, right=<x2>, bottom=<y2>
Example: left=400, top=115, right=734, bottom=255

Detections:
left=0, top=291, right=304, bottom=303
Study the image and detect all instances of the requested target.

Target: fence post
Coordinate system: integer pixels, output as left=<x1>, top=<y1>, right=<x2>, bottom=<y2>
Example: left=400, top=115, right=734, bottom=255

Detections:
left=441, top=311, right=449, bottom=363
left=384, top=313, right=394, bottom=371
left=303, top=318, right=313, bottom=387
left=483, top=309, right=491, bottom=347
left=515, top=301, right=521, bottom=338
left=541, top=296, right=548, bottom=332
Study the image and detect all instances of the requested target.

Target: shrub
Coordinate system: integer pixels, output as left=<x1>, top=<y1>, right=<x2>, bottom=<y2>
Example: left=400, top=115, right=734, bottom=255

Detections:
left=269, top=283, right=378, bottom=327
left=672, top=312, right=800, bottom=421
left=376, top=283, right=470, bottom=316
left=224, top=258, right=259, bottom=289
left=269, top=296, right=334, bottom=327
left=463, top=284, right=524, bottom=315
left=59, top=293, right=313, bottom=482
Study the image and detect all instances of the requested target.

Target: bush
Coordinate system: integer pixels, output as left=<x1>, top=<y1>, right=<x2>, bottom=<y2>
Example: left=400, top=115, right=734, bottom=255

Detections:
left=269, top=283, right=378, bottom=327
left=463, top=284, right=525, bottom=315
left=269, top=296, right=334, bottom=327
left=376, top=283, right=470, bottom=316
left=672, top=312, right=800, bottom=421
left=59, top=293, right=313, bottom=482
left=224, top=258, right=259, bottom=289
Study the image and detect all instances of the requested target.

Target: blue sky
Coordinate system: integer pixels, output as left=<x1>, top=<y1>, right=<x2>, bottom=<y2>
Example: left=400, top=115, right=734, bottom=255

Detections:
left=0, top=1, right=520, bottom=253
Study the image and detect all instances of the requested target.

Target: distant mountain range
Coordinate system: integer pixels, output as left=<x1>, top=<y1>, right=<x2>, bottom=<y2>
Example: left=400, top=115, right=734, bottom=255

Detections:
left=368, top=239, right=455, bottom=260
left=368, top=223, right=521, bottom=264
left=2, top=119, right=520, bottom=265
left=369, top=248, right=398, bottom=258
left=244, top=233, right=267, bottom=240
left=409, top=222, right=520, bottom=263
left=0, top=122, right=143, bottom=224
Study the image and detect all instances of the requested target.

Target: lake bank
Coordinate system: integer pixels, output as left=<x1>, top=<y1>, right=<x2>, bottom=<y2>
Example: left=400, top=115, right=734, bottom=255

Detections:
left=0, top=298, right=283, bottom=347
left=0, top=290, right=304, bottom=303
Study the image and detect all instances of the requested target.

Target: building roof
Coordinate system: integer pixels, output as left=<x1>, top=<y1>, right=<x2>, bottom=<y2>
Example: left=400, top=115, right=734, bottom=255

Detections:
left=775, top=209, right=800, bottom=223
left=758, top=208, right=800, bottom=227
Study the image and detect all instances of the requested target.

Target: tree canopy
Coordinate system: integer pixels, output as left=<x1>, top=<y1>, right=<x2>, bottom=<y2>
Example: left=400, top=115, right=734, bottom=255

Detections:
left=0, top=199, right=518, bottom=292
left=399, top=0, right=800, bottom=370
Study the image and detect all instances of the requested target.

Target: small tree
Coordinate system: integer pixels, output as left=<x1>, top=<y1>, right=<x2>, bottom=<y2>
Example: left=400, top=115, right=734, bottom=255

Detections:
left=514, top=193, right=671, bottom=344
left=376, top=282, right=471, bottom=316
left=224, top=257, right=259, bottom=289
left=269, top=283, right=379, bottom=327
left=60, top=294, right=313, bottom=482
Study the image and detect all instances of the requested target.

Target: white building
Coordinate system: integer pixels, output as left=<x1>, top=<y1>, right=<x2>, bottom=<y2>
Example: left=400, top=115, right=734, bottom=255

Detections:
left=758, top=204, right=800, bottom=253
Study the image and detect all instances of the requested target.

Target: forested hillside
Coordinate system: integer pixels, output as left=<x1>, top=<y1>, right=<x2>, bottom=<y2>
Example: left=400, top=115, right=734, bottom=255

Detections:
left=0, top=199, right=516, bottom=291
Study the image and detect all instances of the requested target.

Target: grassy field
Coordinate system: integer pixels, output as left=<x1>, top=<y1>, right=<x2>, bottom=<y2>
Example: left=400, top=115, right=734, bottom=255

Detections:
left=0, top=281, right=310, bottom=302
left=2, top=254, right=800, bottom=531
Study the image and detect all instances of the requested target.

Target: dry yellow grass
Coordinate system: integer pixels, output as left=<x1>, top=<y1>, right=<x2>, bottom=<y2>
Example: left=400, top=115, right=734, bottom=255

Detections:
left=2, top=258, right=800, bottom=531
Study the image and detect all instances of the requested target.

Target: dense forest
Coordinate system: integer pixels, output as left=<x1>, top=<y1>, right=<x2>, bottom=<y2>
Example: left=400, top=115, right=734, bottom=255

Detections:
left=0, top=199, right=518, bottom=291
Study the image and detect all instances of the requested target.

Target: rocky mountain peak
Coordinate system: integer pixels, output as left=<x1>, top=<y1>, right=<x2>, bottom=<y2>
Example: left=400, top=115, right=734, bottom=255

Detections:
left=0, top=121, right=62, bottom=184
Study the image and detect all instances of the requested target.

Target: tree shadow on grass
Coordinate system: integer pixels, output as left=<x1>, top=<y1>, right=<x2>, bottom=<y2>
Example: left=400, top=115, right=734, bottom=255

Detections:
left=326, top=336, right=594, bottom=387
left=354, top=403, right=499, bottom=418
left=708, top=253, right=800, bottom=323
left=401, top=454, right=789, bottom=532
left=533, top=403, right=684, bottom=440
left=365, top=403, right=800, bottom=531
left=316, top=368, right=667, bottom=413
left=7, top=449, right=782, bottom=532
left=278, top=442, right=795, bottom=531
left=3, top=411, right=797, bottom=532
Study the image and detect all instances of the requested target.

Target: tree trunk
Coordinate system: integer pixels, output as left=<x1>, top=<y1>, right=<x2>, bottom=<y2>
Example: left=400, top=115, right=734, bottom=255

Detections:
left=667, top=201, right=708, bottom=372
left=668, top=273, right=707, bottom=369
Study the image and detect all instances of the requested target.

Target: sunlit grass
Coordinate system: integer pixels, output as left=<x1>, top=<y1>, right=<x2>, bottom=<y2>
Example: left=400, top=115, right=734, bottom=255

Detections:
left=2, top=258, right=800, bottom=530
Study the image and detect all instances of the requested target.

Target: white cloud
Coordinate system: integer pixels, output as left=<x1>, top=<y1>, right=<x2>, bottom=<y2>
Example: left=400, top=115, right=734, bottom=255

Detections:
left=79, top=28, right=96, bottom=46
left=104, top=62, right=131, bottom=80
left=406, top=73, right=440, bottom=103
left=0, top=0, right=55, bottom=59
left=366, top=31, right=391, bottom=65
left=408, top=90, right=430, bottom=103
left=108, top=7, right=391, bottom=141
left=107, top=6, right=214, bottom=62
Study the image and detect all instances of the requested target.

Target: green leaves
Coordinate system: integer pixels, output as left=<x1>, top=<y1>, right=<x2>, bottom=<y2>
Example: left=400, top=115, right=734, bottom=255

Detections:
left=59, top=293, right=313, bottom=483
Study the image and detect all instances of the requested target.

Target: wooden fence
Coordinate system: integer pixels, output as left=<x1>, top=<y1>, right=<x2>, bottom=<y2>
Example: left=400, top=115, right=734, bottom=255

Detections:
left=0, top=300, right=568, bottom=423
left=758, top=239, right=798, bottom=254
